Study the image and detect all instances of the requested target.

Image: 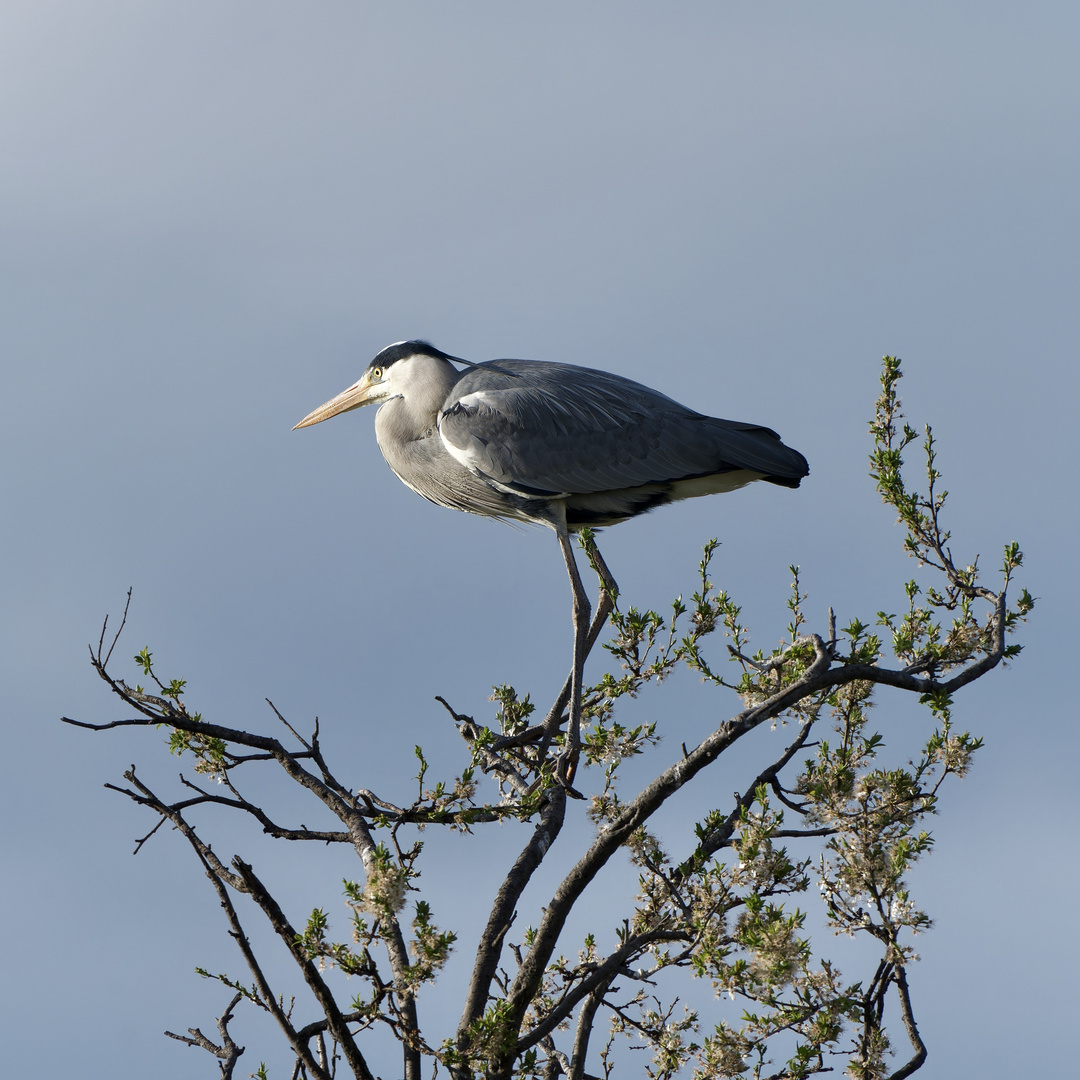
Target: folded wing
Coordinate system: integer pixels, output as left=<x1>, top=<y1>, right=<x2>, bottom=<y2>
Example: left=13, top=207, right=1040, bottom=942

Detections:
left=438, top=359, right=807, bottom=496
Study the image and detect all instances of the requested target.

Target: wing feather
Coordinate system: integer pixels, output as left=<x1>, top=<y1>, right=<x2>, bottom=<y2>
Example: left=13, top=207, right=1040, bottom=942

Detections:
left=438, top=359, right=807, bottom=496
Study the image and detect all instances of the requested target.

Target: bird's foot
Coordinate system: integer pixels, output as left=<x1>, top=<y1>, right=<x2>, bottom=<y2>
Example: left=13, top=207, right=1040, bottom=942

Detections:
left=554, top=748, right=585, bottom=799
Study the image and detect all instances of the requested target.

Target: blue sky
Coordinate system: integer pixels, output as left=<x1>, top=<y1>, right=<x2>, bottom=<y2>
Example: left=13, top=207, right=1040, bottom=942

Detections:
left=1, top=3, right=1077, bottom=1077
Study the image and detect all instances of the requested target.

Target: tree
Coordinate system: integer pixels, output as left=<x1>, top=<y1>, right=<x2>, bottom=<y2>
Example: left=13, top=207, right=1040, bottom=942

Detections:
left=67, top=357, right=1032, bottom=1080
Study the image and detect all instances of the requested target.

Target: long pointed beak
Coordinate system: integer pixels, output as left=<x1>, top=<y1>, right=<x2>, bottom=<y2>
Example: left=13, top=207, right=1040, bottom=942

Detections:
left=293, top=372, right=377, bottom=429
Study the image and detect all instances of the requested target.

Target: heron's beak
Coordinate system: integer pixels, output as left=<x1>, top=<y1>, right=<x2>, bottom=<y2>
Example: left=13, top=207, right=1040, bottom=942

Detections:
left=292, top=372, right=380, bottom=430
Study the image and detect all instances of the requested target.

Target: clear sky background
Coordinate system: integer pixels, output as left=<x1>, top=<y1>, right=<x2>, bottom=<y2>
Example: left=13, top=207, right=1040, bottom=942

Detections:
left=1, top=3, right=1077, bottom=1077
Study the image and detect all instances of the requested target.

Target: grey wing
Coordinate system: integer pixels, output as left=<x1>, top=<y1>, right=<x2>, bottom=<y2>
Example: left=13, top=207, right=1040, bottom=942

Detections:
left=438, top=359, right=807, bottom=496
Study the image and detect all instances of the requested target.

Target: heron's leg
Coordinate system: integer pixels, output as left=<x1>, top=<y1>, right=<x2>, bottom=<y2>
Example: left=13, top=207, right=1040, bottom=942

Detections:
left=492, top=551, right=617, bottom=755
left=540, top=543, right=616, bottom=747
left=579, top=529, right=618, bottom=609
left=490, top=531, right=618, bottom=772
left=547, top=534, right=618, bottom=757
left=554, top=522, right=590, bottom=789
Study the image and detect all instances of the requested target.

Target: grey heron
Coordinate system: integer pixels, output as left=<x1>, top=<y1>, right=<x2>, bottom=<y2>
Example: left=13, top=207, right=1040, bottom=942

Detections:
left=294, top=340, right=808, bottom=788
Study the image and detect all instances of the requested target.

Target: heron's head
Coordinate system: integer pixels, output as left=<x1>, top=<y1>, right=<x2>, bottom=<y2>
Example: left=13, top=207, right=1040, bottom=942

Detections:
left=293, top=341, right=463, bottom=429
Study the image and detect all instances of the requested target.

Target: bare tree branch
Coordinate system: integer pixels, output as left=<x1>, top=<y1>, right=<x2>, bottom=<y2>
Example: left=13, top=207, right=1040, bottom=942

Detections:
left=164, top=992, right=245, bottom=1080
left=232, top=857, right=376, bottom=1080
left=457, top=786, right=568, bottom=1046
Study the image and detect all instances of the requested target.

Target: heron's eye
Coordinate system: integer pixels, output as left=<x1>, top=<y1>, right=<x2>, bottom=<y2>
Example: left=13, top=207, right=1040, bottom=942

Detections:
left=371, top=367, right=383, bottom=380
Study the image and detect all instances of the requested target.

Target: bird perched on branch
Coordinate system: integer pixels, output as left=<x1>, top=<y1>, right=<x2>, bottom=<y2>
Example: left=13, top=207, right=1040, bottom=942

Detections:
left=295, top=340, right=808, bottom=786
